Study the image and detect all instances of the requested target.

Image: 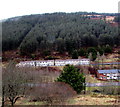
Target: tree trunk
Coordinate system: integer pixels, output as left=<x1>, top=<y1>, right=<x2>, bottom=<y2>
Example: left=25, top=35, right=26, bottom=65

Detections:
left=2, top=96, right=4, bottom=107
left=9, top=97, right=14, bottom=107
left=11, top=101, right=14, bottom=107
left=2, top=87, right=5, bottom=107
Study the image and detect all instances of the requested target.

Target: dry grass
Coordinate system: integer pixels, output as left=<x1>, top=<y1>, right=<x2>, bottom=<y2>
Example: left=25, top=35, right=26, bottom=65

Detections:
left=15, top=94, right=120, bottom=105
left=67, top=94, right=120, bottom=105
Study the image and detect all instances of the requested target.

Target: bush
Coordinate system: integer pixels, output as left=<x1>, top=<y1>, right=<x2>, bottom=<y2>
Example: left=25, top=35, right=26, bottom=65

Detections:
left=56, top=65, right=85, bottom=93
left=103, top=45, right=112, bottom=53
left=28, top=82, right=76, bottom=105
left=97, top=47, right=104, bottom=55
left=87, top=47, right=97, bottom=54
left=101, top=86, right=120, bottom=95
left=43, top=50, right=51, bottom=57
left=87, top=47, right=97, bottom=60
left=31, top=54, right=36, bottom=59
left=72, top=50, right=78, bottom=59
left=78, top=48, right=86, bottom=56
left=45, top=56, right=55, bottom=60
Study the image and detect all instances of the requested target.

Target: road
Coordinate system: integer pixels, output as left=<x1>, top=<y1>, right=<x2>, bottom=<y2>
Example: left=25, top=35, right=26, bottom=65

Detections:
left=26, top=82, right=120, bottom=87
left=86, top=82, right=120, bottom=87
left=92, top=62, right=120, bottom=65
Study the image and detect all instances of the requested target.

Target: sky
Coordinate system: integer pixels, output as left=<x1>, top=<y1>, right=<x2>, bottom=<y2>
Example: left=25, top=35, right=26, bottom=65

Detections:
left=0, top=0, right=119, bottom=20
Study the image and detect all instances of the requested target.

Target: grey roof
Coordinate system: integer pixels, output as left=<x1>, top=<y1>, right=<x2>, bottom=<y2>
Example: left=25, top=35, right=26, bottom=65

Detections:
left=98, top=69, right=120, bottom=74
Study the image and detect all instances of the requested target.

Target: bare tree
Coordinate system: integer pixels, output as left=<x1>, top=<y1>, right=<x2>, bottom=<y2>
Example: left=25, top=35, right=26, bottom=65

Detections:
left=96, top=52, right=100, bottom=69
left=101, top=54, right=105, bottom=69
left=2, top=60, right=28, bottom=106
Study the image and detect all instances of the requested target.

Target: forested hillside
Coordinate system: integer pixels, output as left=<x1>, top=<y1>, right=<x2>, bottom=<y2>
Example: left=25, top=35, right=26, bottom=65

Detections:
left=2, top=12, right=120, bottom=56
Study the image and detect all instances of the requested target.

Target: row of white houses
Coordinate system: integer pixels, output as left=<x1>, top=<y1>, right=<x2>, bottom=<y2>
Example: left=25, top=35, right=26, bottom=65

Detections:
left=16, top=59, right=90, bottom=67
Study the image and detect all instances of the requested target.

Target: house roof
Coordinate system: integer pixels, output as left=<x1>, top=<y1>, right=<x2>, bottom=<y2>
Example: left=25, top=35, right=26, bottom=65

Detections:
left=98, top=69, right=120, bottom=74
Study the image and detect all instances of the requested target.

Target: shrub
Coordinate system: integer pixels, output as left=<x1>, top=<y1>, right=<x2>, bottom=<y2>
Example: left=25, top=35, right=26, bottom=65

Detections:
left=43, top=50, right=51, bottom=57
left=72, top=50, right=78, bottom=59
left=87, top=47, right=97, bottom=54
left=97, top=47, right=104, bottom=55
left=101, top=86, right=120, bottom=95
left=45, top=56, right=55, bottom=60
left=28, top=82, right=76, bottom=105
left=103, top=45, right=112, bottom=53
left=78, top=48, right=86, bottom=56
left=31, top=54, right=36, bottom=59
left=87, top=47, right=97, bottom=60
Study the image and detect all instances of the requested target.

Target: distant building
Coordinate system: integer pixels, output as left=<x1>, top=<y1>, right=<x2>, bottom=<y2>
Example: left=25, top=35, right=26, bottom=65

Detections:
left=16, top=59, right=90, bottom=67
left=105, top=16, right=115, bottom=22
left=98, top=69, right=120, bottom=80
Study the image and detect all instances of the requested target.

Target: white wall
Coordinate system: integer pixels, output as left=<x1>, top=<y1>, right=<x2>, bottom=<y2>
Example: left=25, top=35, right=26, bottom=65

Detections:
left=106, top=73, right=119, bottom=80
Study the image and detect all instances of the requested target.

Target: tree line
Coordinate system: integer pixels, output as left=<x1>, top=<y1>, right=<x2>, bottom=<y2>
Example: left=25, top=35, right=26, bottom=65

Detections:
left=71, top=45, right=112, bottom=60
left=2, top=12, right=120, bottom=56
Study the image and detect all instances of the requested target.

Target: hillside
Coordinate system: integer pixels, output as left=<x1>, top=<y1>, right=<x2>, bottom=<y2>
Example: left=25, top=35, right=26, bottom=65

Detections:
left=2, top=12, right=120, bottom=58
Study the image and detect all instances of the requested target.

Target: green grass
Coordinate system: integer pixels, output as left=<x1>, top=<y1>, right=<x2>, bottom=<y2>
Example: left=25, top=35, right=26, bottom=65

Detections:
left=67, top=98, right=77, bottom=104
left=85, top=75, right=105, bottom=83
left=86, top=86, right=120, bottom=95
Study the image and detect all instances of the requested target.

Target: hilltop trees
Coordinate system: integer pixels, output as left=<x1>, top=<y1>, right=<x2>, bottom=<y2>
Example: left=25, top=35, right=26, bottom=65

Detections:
left=98, top=34, right=114, bottom=46
left=81, top=34, right=98, bottom=47
left=2, top=15, right=39, bottom=51
left=2, top=13, right=119, bottom=55
left=56, top=65, right=85, bottom=93
left=19, top=40, right=38, bottom=55
left=55, top=38, right=66, bottom=53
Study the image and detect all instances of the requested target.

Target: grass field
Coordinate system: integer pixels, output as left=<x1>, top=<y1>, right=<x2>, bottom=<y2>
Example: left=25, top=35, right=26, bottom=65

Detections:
left=13, top=93, right=120, bottom=106
left=67, top=94, right=120, bottom=105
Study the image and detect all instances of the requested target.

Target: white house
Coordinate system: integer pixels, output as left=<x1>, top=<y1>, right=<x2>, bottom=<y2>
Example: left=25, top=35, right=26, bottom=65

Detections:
left=16, top=58, right=90, bottom=67
left=79, top=59, right=90, bottom=65
left=98, top=69, right=120, bottom=80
